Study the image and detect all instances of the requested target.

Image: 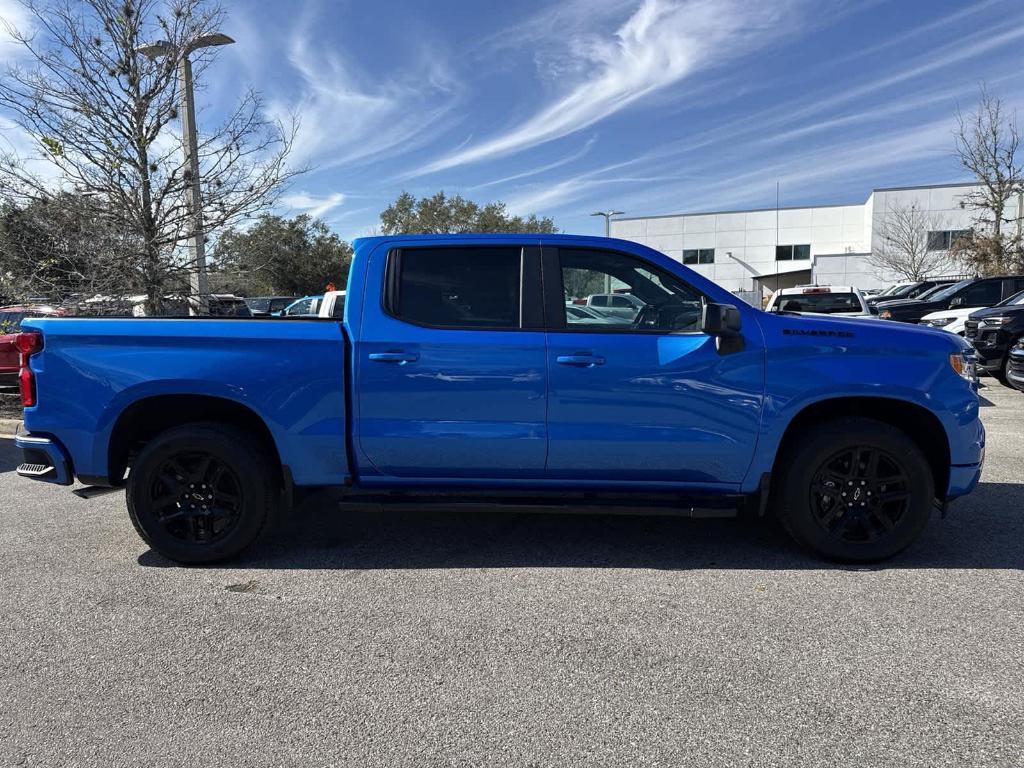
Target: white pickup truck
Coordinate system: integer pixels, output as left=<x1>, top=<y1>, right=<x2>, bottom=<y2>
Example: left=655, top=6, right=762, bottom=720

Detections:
left=765, top=285, right=871, bottom=317
left=317, top=291, right=346, bottom=319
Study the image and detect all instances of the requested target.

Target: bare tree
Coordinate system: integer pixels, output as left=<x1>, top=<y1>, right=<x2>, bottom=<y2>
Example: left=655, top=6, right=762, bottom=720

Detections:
left=0, top=0, right=300, bottom=313
left=953, top=86, right=1024, bottom=275
left=868, top=201, right=955, bottom=281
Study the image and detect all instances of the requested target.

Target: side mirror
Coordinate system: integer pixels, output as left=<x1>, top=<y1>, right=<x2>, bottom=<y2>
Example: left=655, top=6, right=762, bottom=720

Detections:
left=701, top=302, right=742, bottom=337
left=950, top=296, right=964, bottom=307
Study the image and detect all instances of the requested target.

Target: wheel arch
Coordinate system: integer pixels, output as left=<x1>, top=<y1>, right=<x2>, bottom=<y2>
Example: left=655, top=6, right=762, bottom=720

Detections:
left=771, top=396, right=951, bottom=500
left=106, top=394, right=286, bottom=488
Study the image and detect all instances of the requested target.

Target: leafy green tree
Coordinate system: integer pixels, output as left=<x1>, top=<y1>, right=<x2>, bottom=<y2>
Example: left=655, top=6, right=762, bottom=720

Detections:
left=380, top=191, right=557, bottom=235
left=212, top=214, right=352, bottom=297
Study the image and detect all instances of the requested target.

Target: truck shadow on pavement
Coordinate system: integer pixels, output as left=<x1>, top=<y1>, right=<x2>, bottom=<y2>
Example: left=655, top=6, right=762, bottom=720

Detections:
left=4, top=440, right=1017, bottom=571
left=136, top=480, right=1024, bottom=571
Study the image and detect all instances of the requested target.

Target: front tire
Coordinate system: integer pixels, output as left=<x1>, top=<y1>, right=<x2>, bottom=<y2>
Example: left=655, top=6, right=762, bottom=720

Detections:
left=775, top=418, right=934, bottom=562
left=127, top=422, right=278, bottom=564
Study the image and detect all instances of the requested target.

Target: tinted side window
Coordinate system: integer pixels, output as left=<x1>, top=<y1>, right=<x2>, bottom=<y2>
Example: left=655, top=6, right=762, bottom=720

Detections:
left=558, top=248, right=703, bottom=332
left=958, top=280, right=1002, bottom=306
left=391, top=247, right=522, bottom=329
left=331, top=297, right=346, bottom=318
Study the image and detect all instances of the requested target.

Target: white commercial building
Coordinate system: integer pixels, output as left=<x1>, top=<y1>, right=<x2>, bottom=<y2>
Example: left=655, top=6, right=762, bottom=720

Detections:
left=609, top=182, right=1021, bottom=300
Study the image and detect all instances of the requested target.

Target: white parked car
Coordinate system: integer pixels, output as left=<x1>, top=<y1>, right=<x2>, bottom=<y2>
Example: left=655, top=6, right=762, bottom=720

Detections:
left=918, top=306, right=986, bottom=335
left=765, top=285, right=871, bottom=316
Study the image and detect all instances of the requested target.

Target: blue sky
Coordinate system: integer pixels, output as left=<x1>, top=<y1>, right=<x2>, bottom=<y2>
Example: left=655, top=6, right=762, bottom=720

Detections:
left=5, top=0, right=1024, bottom=239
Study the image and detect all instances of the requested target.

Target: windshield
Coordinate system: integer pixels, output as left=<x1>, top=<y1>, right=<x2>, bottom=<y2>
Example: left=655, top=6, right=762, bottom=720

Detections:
left=885, top=283, right=915, bottom=297
left=1000, top=289, right=1024, bottom=307
left=773, top=292, right=861, bottom=314
left=927, top=280, right=971, bottom=301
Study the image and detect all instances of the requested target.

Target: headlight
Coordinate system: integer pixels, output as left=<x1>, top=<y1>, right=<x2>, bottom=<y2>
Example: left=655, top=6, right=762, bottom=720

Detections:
left=879, top=309, right=892, bottom=319
left=949, top=352, right=977, bottom=382
left=920, top=317, right=954, bottom=328
left=980, top=316, right=1012, bottom=326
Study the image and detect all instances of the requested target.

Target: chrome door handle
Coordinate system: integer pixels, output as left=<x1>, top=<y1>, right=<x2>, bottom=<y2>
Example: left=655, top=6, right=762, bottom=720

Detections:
left=556, top=354, right=605, bottom=367
left=368, top=352, right=419, bottom=364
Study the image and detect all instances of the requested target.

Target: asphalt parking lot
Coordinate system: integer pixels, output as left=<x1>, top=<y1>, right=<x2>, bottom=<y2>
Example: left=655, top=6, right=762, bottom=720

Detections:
left=1, top=386, right=1022, bottom=768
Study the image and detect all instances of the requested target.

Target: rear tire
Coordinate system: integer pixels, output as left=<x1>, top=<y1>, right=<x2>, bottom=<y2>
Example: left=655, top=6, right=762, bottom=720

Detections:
left=127, top=422, right=278, bottom=564
left=775, top=418, right=934, bottom=562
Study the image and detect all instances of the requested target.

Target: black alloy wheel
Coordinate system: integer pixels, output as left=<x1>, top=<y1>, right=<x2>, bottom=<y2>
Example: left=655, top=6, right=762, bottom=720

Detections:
left=148, top=451, right=244, bottom=545
left=809, top=446, right=910, bottom=544
left=776, top=417, right=934, bottom=562
left=127, top=422, right=278, bottom=564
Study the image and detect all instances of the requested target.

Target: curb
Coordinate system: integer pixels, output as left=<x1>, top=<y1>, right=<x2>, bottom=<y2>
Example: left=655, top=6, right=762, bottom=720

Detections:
left=0, top=418, right=22, bottom=438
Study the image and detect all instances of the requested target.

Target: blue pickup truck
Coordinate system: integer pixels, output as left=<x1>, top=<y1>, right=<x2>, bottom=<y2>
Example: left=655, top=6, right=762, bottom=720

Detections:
left=14, top=235, right=984, bottom=564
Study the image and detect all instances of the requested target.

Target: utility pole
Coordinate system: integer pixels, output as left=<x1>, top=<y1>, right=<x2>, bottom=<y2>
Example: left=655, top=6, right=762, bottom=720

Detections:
left=139, top=34, right=235, bottom=316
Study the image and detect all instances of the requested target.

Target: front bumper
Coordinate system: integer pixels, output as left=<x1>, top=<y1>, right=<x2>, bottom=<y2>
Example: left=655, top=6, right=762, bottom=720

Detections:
left=14, top=430, right=73, bottom=486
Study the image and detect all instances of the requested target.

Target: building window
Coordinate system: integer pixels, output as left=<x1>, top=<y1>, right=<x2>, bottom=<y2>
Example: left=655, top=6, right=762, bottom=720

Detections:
left=682, top=248, right=715, bottom=265
left=776, top=244, right=810, bottom=261
left=926, top=230, right=971, bottom=251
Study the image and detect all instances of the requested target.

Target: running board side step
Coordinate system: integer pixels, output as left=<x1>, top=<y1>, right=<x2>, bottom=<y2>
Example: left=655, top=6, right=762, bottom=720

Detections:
left=335, top=492, right=747, bottom=519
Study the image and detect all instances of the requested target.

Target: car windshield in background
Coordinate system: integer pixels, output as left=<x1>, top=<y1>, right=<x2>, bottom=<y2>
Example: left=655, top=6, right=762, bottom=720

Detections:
left=927, top=280, right=970, bottom=301
left=886, top=283, right=915, bottom=298
left=1002, top=290, right=1024, bottom=306
left=775, top=293, right=860, bottom=314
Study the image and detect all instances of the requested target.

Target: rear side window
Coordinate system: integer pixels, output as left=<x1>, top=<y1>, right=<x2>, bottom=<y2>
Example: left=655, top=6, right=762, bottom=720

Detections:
left=388, top=247, right=522, bottom=329
left=776, top=293, right=859, bottom=314
left=331, top=296, right=346, bottom=319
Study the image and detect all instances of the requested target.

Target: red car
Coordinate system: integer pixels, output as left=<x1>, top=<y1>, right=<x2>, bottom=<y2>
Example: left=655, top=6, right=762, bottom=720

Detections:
left=0, top=305, right=67, bottom=377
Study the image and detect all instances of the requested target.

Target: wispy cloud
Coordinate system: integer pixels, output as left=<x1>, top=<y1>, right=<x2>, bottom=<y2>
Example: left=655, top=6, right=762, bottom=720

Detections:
left=265, top=11, right=462, bottom=172
left=412, top=0, right=806, bottom=177
left=280, top=191, right=346, bottom=219
left=466, top=137, right=597, bottom=190
left=0, top=0, right=32, bottom=63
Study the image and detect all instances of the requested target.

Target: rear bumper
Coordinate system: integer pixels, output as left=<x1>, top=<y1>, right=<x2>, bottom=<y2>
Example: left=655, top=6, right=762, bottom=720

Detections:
left=14, top=431, right=73, bottom=486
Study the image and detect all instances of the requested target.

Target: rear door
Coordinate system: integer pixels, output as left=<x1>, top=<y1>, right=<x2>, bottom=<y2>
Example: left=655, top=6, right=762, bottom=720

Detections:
left=355, top=243, right=548, bottom=480
left=542, top=245, right=764, bottom=487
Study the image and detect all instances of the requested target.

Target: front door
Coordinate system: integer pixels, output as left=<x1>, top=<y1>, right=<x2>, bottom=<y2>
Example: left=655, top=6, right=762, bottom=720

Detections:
left=543, top=245, right=764, bottom=487
left=356, top=244, right=548, bottom=480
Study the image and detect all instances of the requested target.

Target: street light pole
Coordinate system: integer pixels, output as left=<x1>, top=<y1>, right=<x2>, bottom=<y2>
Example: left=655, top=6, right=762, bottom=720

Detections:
left=591, top=210, right=624, bottom=293
left=139, top=34, right=235, bottom=316
left=591, top=209, right=624, bottom=238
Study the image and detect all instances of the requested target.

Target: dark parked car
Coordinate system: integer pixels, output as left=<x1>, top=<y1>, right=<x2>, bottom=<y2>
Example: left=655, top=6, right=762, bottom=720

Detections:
left=876, top=276, right=1024, bottom=324
left=963, top=290, right=1024, bottom=383
left=244, top=296, right=296, bottom=317
left=1006, top=339, right=1024, bottom=392
left=866, top=279, right=958, bottom=311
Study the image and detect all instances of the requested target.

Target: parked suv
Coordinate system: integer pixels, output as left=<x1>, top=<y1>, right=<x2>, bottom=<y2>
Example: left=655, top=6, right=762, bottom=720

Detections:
left=876, top=276, right=1024, bottom=324
left=963, top=290, right=1024, bottom=383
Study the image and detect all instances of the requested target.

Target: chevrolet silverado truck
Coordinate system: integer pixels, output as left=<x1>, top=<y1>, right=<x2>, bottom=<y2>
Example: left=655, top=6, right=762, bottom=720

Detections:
left=14, top=235, right=985, bottom=564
